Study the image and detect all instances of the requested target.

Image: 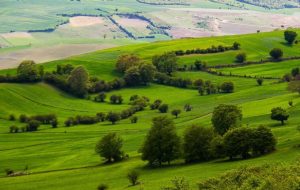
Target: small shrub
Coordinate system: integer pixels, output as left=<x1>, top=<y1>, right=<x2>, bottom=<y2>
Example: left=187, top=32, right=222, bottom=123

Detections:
left=5, top=169, right=14, bottom=176
left=130, top=116, right=138, bottom=124
left=288, top=100, right=293, bottom=107
left=19, top=114, right=28, bottom=123
left=257, top=78, right=264, bottom=86
left=161, top=177, right=190, bottom=190
left=171, top=109, right=181, bottom=118
left=9, top=114, right=16, bottom=121
left=184, top=104, right=192, bottom=112
left=127, top=170, right=140, bottom=186
left=97, top=184, right=108, bottom=190
left=158, top=104, right=169, bottom=113
left=235, top=52, right=247, bottom=63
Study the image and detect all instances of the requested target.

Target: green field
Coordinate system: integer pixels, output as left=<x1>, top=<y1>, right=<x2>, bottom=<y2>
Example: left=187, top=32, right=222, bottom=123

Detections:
left=0, top=29, right=300, bottom=190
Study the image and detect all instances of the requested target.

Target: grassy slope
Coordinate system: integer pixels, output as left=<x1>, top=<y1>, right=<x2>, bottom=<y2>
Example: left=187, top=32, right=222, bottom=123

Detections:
left=0, top=30, right=300, bottom=190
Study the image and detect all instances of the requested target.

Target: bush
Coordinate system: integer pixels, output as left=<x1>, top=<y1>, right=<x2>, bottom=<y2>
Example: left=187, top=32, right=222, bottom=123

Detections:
left=183, top=126, right=214, bottom=163
left=220, top=81, right=234, bottom=93
left=96, top=112, right=106, bottom=122
left=269, top=48, right=283, bottom=60
left=17, top=60, right=43, bottom=82
left=110, top=95, right=123, bottom=104
left=26, top=120, right=40, bottom=132
left=19, top=114, right=28, bottom=123
left=130, top=116, right=138, bottom=124
left=9, top=114, right=16, bottom=121
left=106, top=112, right=121, bottom=124
left=158, top=104, right=169, bottom=113
left=30, top=114, right=57, bottom=124
left=209, top=136, right=226, bottom=158
left=75, top=115, right=98, bottom=125
left=257, top=78, right=264, bottom=86
left=97, top=184, right=108, bottom=190
left=171, top=109, right=181, bottom=118
left=94, top=92, right=106, bottom=102
left=127, top=170, right=140, bottom=186
left=9, top=125, right=19, bottom=133
left=152, top=52, right=178, bottom=75
left=284, top=30, right=298, bottom=45
left=116, top=54, right=140, bottom=73
left=235, top=52, right=247, bottom=63
left=150, top=99, right=162, bottom=110
left=184, top=104, right=192, bottom=112
left=161, top=177, right=190, bottom=190
left=51, top=119, right=58, bottom=128
left=95, top=133, right=124, bottom=163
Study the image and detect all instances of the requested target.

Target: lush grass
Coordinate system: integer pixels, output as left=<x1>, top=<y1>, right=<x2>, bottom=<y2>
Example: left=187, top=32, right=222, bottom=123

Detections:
left=0, top=30, right=300, bottom=190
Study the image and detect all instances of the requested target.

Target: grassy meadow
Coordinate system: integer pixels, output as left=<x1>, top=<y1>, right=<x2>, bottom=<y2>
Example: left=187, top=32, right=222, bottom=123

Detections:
left=0, top=29, right=299, bottom=190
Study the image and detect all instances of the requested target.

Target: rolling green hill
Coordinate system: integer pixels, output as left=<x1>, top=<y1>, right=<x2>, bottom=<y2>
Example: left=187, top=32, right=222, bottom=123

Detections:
left=0, top=29, right=299, bottom=190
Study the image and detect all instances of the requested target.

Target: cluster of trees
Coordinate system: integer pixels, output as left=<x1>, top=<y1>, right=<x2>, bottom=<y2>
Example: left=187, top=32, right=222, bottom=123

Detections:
left=0, top=61, right=44, bottom=83
left=9, top=114, right=57, bottom=133
left=174, top=42, right=241, bottom=56
left=197, top=80, right=234, bottom=95
left=95, top=104, right=276, bottom=169
left=89, top=78, right=126, bottom=94
left=177, top=60, right=207, bottom=72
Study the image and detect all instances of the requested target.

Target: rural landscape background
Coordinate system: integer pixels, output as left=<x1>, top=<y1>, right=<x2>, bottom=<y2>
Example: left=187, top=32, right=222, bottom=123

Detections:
left=0, top=0, right=300, bottom=190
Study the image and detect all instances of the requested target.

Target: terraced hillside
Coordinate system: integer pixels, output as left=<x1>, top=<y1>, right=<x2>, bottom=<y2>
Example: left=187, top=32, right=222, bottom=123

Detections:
left=0, top=29, right=299, bottom=190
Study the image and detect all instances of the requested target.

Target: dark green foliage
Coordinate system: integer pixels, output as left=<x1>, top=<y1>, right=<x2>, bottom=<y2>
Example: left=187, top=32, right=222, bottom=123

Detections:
left=130, top=116, right=138, bottom=123
left=220, top=81, right=234, bottom=93
left=257, top=78, right=264, bottom=86
left=211, top=104, right=242, bottom=135
left=183, top=126, right=214, bottom=163
left=193, top=79, right=204, bottom=87
left=26, top=120, right=40, bottom=132
left=56, top=64, right=74, bottom=75
left=235, top=52, right=247, bottom=63
left=124, top=66, right=141, bottom=86
left=251, top=125, right=277, bottom=155
left=198, top=162, right=300, bottom=190
left=30, top=114, right=57, bottom=124
left=67, top=66, right=89, bottom=98
left=271, top=107, right=289, bottom=125
left=141, top=116, right=181, bottom=166
left=19, top=114, right=28, bottom=123
left=150, top=99, right=162, bottom=110
left=233, top=42, right=241, bottom=50
left=94, top=92, right=106, bottom=102
left=158, top=104, right=169, bottom=113
left=152, top=52, right=178, bottom=75
left=194, top=60, right=206, bottom=71
left=284, top=30, right=298, bottom=45
left=269, top=48, right=283, bottom=60
left=171, top=109, right=181, bottom=118
left=96, top=112, right=106, bottom=122
left=106, top=112, right=121, bottom=124
left=127, top=170, right=140, bottom=186
left=110, top=95, right=123, bottom=104
left=51, top=119, right=58, bottom=128
left=139, top=63, right=156, bottom=85
left=17, top=60, right=42, bottom=82
left=291, top=67, right=299, bottom=77
left=9, top=125, right=19, bottom=133
left=9, top=114, right=16, bottom=121
left=97, top=184, right=108, bottom=190
left=184, top=104, right=192, bottom=112
left=209, top=136, right=226, bottom=158
left=95, top=133, right=124, bottom=163
left=223, top=127, right=254, bottom=159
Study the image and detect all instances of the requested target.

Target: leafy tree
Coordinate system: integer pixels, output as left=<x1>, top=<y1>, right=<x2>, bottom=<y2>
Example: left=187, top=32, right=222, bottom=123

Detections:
left=288, top=81, right=300, bottom=94
left=220, top=81, right=234, bottom=93
left=171, top=109, right=181, bottom=118
left=17, top=60, right=42, bottom=82
left=184, top=104, right=192, bottom=112
left=116, top=54, right=140, bottom=73
left=211, top=104, right=242, bottom=135
left=284, top=30, right=298, bottom=45
left=193, top=79, right=204, bottom=87
left=194, top=60, right=206, bottom=70
left=269, top=48, right=283, bottom=60
left=51, top=119, right=58, bottom=128
left=96, top=112, right=106, bottom=122
left=127, top=170, right=140, bottom=186
left=257, top=78, right=264, bottom=86
left=95, top=133, right=124, bottom=163
left=124, top=66, right=140, bottom=86
left=9, top=114, right=16, bottom=121
left=251, top=125, right=277, bottom=155
left=152, top=52, right=178, bottom=75
left=183, top=126, right=214, bottom=163
left=158, top=104, right=169, bottom=113
left=67, top=66, right=89, bottom=98
left=106, top=112, right=121, bottom=124
left=235, top=52, right=247, bottom=63
left=138, top=63, right=156, bottom=85
left=223, top=127, right=253, bottom=159
left=130, top=116, right=138, bottom=124
left=141, top=116, right=181, bottom=166
left=271, top=107, right=289, bottom=125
